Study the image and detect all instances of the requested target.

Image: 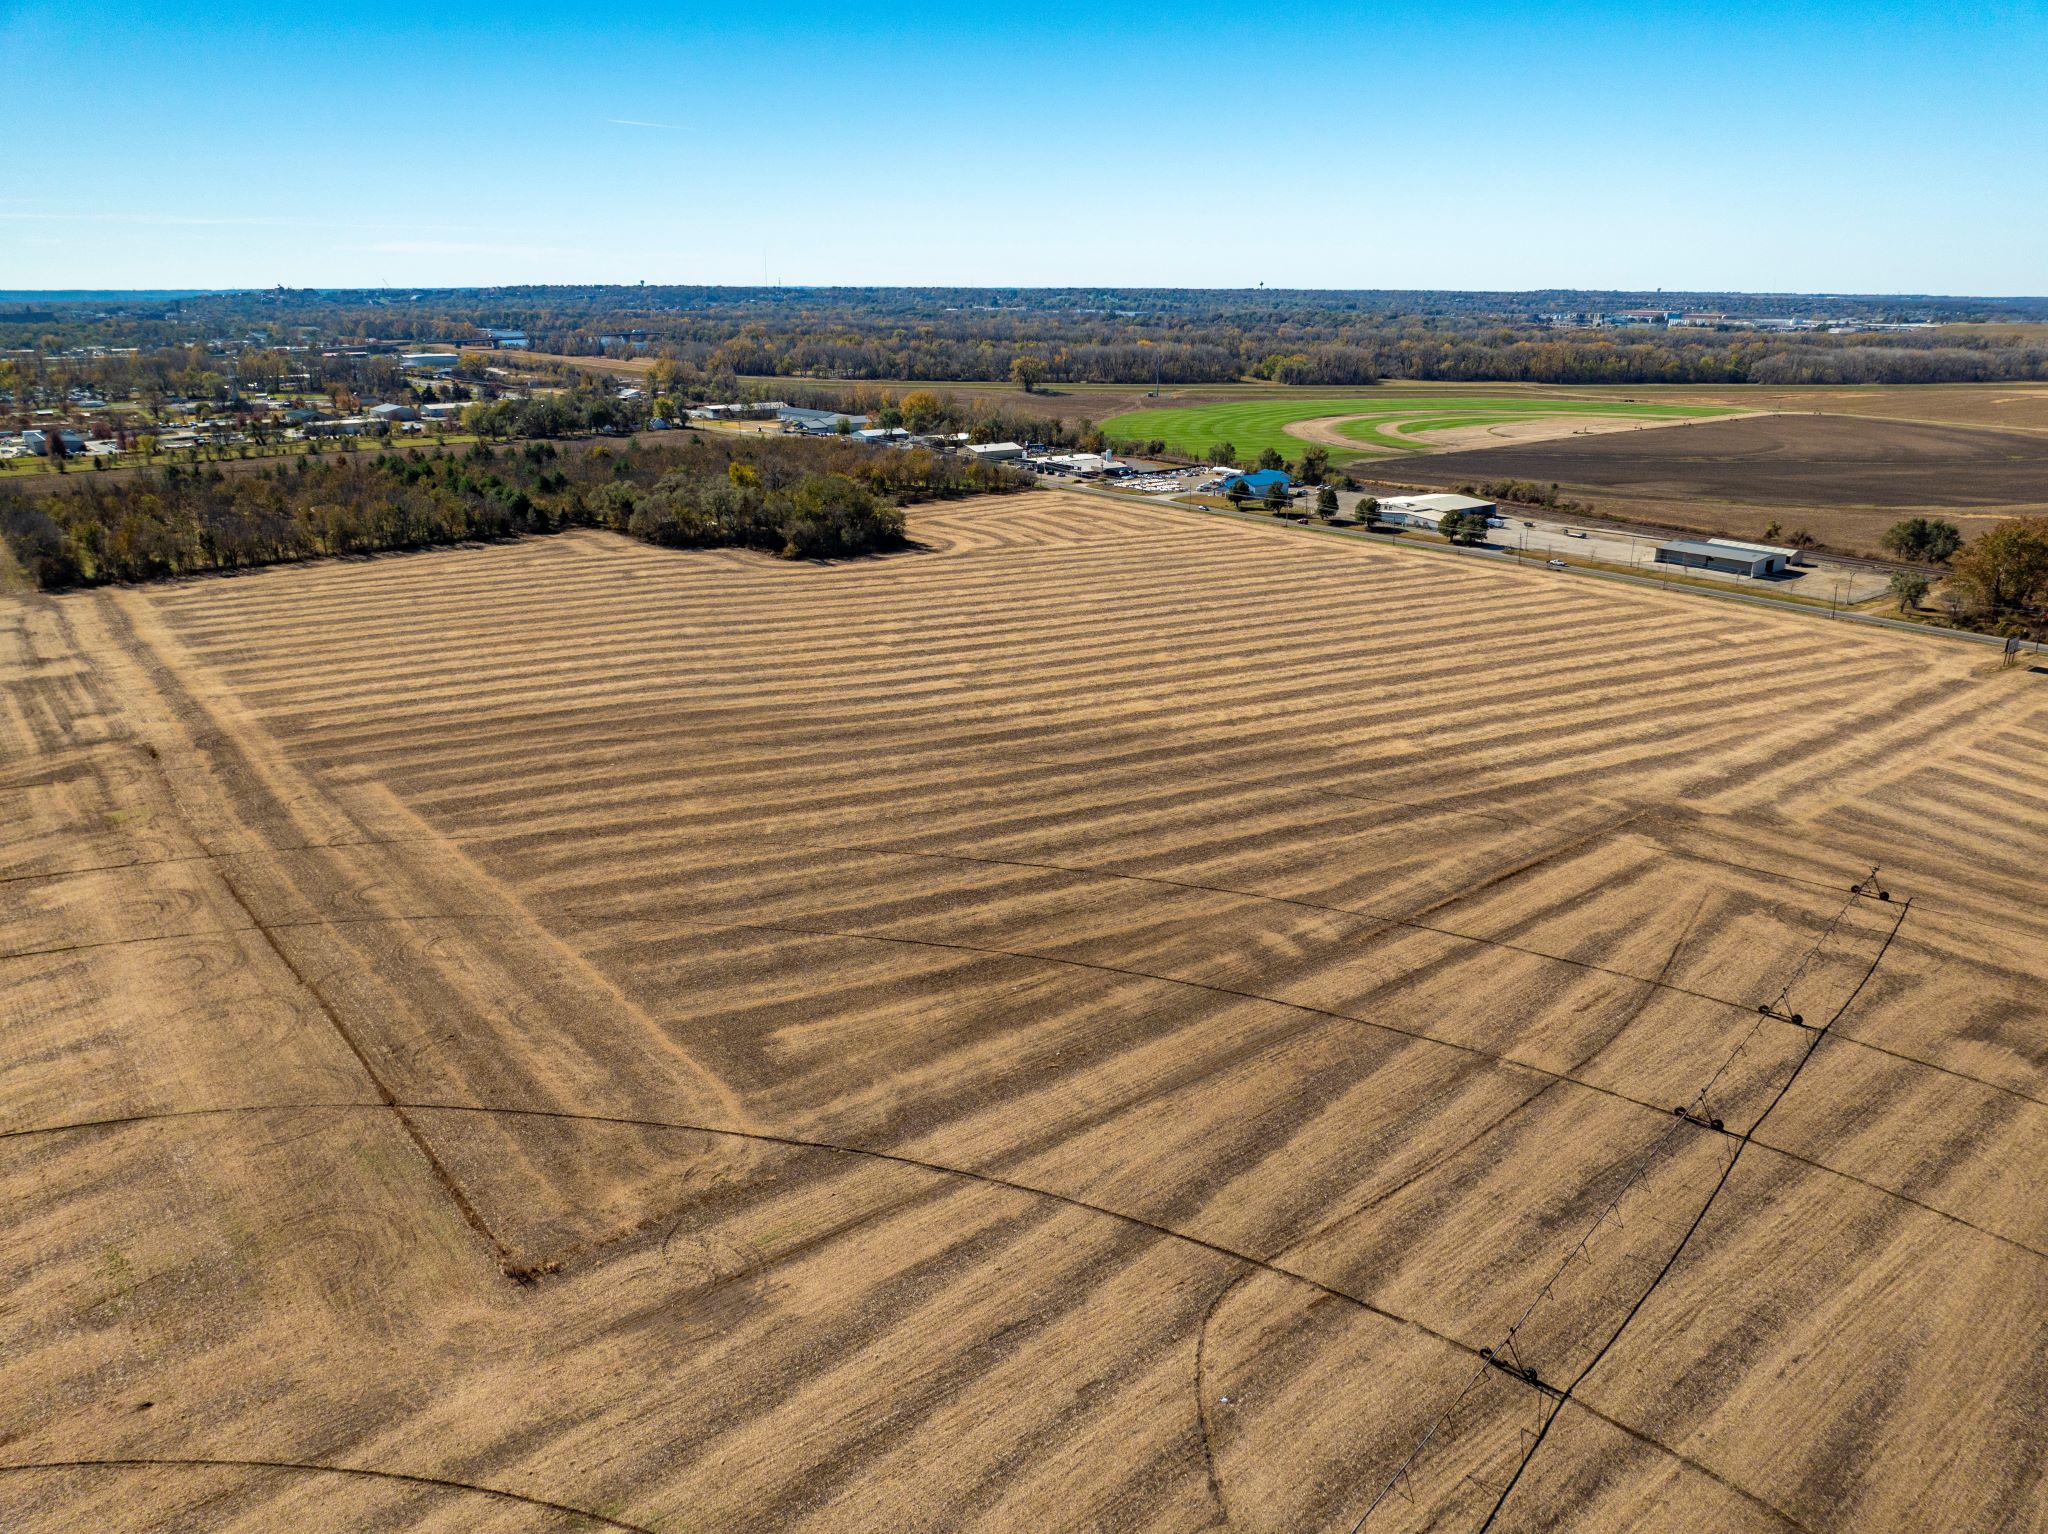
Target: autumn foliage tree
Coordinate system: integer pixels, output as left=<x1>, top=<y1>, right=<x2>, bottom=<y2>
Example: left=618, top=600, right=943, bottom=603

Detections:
left=0, top=432, right=1030, bottom=589
left=1951, top=517, right=2048, bottom=626
left=899, top=390, right=944, bottom=433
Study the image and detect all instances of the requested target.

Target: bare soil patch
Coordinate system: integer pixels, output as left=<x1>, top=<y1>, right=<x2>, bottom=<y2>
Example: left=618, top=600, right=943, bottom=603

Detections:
left=1378, top=413, right=2048, bottom=553
left=6, top=497, right=2047, bottom=1532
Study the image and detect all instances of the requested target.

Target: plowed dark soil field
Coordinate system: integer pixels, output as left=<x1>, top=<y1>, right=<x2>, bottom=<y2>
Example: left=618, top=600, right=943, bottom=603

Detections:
left=6, top=494, right=2047, bottom=1533
left=1374, top=413, right=2048, bottom=553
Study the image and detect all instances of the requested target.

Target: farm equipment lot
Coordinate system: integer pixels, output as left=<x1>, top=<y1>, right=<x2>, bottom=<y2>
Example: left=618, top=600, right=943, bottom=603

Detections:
left=6, top=493, right=2048, bottom=1533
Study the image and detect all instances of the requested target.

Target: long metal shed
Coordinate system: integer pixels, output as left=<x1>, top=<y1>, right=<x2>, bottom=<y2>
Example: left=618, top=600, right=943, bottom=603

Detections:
left=1654, top=538, right=1787, bottom=577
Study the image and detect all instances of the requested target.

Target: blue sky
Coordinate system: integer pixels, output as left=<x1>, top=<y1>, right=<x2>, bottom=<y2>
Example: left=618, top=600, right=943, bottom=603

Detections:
left=5, top=1, right=2044, bottom=292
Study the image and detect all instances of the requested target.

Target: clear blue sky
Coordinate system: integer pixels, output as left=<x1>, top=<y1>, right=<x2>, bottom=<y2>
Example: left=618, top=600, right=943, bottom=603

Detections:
left=5, top=0, right=2044, bottom=293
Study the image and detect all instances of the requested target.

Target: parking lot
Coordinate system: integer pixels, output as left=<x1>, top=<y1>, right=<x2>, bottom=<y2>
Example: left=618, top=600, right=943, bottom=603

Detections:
left=1464, top=506, right=1893, bottom=602
left=1064, top=468, right=1895, bottom=604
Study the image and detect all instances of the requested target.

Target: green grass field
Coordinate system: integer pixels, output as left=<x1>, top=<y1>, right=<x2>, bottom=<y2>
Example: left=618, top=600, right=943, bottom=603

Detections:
left=1099, top=394, right=1738, bottom=464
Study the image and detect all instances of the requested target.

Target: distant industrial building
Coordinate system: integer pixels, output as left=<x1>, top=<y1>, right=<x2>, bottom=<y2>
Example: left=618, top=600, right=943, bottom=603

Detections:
left=1033, top=451, right=1121, bottom=477
left=966, top=441, right=1025, bottom=461
left=21, top=428, right=86, bottom=456
left=778, top=406, right=868, bottom=435
left=400, top=351, right=460, bottom=371
left=1706, top=536, right=1808, bottom=567
left=368, top=403, right=418, bottom=422
left=1372, top=492, right=1498, bottom=530
left=691, top=401, right=785, bottom=421
left=1217, top=468, right=1291, bottom=498
left=1654, top=539, right=1790, bottom=577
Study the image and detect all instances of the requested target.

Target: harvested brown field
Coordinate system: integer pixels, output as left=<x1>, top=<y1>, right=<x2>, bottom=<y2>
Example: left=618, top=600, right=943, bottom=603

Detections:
left=1714, top=380, right=2048, bottom=433
left=7, top=493, right=2048, bottom=1533
left=1375, top=412, right=2048, bottom=554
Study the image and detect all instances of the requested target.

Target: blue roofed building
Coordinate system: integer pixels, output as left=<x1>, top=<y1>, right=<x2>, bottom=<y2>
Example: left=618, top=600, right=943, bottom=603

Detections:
left=1218, top=468, right=1292, bottom=498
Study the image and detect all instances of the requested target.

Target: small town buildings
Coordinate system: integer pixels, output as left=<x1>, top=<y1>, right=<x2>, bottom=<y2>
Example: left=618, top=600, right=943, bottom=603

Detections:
left=368, top=403, right=419, bottom=422
left=967, top=441, right=1025, bottom=461
left=690, top=401, right=785, bottom=421
left=778, top=406, right=868, bottom=435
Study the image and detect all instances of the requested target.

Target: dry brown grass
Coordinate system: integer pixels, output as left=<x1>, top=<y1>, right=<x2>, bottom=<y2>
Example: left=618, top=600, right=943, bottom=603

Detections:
left=6, top=495, right=2047, bottom=1532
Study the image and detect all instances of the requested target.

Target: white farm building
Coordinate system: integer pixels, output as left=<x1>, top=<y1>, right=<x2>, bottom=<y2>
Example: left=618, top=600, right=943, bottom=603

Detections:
left=1370, top=492, right=1500, bottom=530
left=1654, top=539, right=1790, bottom=577
left=1706, top=536, right=1809, bottom=568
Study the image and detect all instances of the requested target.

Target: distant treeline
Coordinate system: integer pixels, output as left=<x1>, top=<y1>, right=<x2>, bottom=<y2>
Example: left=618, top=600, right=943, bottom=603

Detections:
left=11, top=287, right=2048, bottom=392
left=0, top=433, right=1026, bottom=589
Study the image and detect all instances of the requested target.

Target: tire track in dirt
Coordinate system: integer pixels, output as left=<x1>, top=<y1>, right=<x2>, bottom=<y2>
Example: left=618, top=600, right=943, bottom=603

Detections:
left=0, top=1458, right=655, bottom=1531
left=1470, top=896, right=1911, bottom=1533
left=0, top=1095, right=1925, bottom=1532
left=12, top=499, right=2040, bottom=1532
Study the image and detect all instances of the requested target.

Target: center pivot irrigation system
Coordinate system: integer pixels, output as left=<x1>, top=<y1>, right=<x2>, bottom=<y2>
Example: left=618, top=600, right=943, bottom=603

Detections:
left=1345, top=867, right=1908, bottom=1533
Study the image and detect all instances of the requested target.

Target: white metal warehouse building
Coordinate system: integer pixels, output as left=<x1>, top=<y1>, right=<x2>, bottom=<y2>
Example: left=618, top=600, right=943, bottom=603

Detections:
left=1706, top=536, right=1808, bottom=567
left=1371, top=493, right=1500, bottom=530
left=1654, top=539, right=1790, bottom=577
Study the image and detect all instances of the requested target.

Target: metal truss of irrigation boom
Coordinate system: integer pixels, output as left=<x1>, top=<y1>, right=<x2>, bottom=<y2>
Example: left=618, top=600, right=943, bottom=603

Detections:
left=1345, top=868, right=1899, bottom=1534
